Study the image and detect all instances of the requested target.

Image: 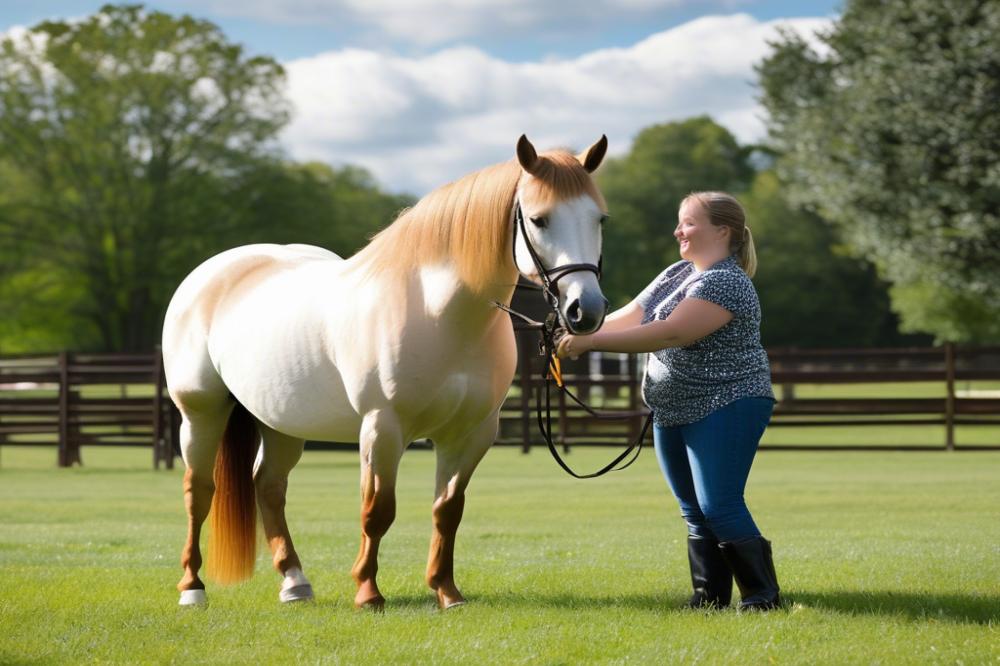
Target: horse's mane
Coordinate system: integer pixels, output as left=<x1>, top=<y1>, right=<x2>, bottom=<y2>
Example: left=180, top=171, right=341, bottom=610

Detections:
left=356, top=150, right=605, bottom=295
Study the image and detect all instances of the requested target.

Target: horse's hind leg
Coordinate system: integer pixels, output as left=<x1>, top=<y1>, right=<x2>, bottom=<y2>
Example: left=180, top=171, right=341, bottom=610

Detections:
left=352, top=409, right=404, bottom=610
left=176, top=398, right=233, bottom=605
left=253, top=425, right=312, bottom=603
left=426, top=414, right=498, bottom=609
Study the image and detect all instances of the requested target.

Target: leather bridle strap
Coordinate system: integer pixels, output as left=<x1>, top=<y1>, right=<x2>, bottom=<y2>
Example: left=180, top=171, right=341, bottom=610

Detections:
left=493, top=200, right=649, bottom=479
left=512, top=202, right=601, bottom=322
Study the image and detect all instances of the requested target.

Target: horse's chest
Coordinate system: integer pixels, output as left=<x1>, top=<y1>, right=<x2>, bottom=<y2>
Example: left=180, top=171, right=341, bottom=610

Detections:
left=405, top=370, right=493, bottom=436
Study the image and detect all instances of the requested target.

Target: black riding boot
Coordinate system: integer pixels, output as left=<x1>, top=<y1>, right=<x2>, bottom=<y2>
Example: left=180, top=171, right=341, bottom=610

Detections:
left=687, top=535, right=733, bottom=608
left=718, top=536, right=781, bottom=611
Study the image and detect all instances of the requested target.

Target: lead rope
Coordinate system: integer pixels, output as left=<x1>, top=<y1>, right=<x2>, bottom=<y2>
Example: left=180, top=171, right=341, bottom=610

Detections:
left=493, top=300, right=653, bottom=479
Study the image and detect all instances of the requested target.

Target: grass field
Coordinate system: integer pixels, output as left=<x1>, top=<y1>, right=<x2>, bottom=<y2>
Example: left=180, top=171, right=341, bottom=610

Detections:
left=1, top=445, right=998, bottom=664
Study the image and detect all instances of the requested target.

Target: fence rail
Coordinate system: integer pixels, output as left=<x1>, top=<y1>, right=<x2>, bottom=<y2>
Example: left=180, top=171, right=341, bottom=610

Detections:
left=0, top=351, right=178, bottom=468
left=2, top=340, right=999, bottom=467
left=497, top=327, right=1000, bottom=451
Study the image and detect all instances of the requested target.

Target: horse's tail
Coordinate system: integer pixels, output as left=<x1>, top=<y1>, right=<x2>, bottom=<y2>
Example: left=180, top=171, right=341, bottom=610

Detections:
left=207, top=402, right=258, bottom=584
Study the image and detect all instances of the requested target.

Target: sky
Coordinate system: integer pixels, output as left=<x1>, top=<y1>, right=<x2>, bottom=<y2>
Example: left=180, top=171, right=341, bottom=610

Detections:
left=0, top=1, right=840, bottom=194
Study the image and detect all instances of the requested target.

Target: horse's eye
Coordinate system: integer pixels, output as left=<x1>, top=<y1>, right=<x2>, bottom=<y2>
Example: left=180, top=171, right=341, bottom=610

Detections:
left=599, top=214, right=610, bottom=226
left=530, top=216, right=548, bottom=228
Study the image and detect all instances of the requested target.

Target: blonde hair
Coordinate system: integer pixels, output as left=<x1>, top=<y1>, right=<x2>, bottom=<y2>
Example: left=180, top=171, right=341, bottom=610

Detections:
left=682, top=191, right=757, bottom=278
left=356, top=150, right=604, bottom=295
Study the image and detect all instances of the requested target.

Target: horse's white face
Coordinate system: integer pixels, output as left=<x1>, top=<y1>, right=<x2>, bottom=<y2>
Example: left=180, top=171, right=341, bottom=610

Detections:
left=513, top=134, right=610, bottom=335
left=514, top=193, right=608, bottom=334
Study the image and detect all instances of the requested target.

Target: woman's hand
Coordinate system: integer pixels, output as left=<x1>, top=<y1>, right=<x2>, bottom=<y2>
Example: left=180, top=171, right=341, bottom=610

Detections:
left=555, top=333, right=593, bottom=360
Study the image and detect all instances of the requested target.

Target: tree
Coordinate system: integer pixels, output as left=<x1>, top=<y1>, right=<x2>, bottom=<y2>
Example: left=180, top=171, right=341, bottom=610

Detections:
left=596, top=116, right=911, bottom=347
left=757, top=0, right=1000, bottom=342
left=597, top=116, right=755, bottom=307
left=0, top=4, right=289, bottom=351
left=743, top=170, right=923, bottom=348
left=234, top=162, right=414, bottom=258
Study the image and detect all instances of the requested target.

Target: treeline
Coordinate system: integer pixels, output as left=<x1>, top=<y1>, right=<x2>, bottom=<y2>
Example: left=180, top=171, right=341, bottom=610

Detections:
left=3, top=1, right=995, bottom=352
left=596, top=116, right=922, bottom=348
left=0, top=6, right=412, bottom=352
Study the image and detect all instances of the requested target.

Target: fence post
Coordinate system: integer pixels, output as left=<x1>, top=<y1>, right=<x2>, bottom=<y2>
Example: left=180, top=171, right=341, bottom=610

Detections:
left=153, top=349, right=165, bottom=469
left=627, top=354, right=640, bottom=443
left=944, top=343, right=955, bottom=451
left=57, top=351, right=70, bottom=467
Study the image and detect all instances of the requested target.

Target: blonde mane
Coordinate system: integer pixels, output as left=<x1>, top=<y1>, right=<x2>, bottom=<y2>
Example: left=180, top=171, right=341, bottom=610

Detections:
left=356, top=150, right=605, bottom=295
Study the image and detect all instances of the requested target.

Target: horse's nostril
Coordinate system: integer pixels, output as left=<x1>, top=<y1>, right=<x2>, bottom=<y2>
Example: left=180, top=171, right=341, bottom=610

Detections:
left=567, top=299, right=583, bottom=323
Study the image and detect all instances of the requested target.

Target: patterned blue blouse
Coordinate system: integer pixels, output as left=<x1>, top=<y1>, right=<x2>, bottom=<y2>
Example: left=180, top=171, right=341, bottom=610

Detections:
left=635, top=255, right=774, bottom=426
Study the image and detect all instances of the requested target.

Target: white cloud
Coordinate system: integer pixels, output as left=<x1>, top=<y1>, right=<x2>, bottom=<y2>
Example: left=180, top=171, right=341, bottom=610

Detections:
left=281, top=13, right=830, bottom=194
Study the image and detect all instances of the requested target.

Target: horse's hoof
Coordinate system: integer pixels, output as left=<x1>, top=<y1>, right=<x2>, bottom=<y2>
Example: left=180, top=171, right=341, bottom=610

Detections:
left=280, top=583, right=314, bottom=603
left=178, top=589, right=207, bottom=606
left=355, top=594, right=386, bottom=612
left=435, top=587, right=466, bottom=610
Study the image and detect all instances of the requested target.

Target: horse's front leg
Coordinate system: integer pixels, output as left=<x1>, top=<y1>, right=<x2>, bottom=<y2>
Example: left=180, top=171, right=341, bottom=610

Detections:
left=426, top=413, right=498, bottom=609
left=352, top=409, right=404, bottom=610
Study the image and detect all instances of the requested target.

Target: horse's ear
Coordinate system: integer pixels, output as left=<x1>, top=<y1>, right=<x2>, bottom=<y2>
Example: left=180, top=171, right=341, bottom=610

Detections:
left=516, top=134, right=539, bottom=174
left=579, top=134, right=608, bottom=173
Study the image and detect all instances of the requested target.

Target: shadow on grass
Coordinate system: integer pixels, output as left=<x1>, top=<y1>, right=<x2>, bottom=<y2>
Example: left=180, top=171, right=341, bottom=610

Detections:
left=347, top=591, right=693, bottom=613
left=788, top=590, right=998, bottom=625
left=326, top=590, right=1000, bottom=624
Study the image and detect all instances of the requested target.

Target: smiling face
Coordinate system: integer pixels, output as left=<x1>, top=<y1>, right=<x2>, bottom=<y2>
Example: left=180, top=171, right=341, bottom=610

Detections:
left=674, top=198, right=730, bottom=264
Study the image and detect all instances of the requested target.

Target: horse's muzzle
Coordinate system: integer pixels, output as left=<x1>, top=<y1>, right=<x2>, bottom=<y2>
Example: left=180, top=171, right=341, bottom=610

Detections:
left=563, top=292, right=608, bottom=334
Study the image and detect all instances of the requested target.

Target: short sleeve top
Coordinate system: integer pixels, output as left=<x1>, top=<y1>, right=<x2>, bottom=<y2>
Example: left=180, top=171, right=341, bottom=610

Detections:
left=635, top=255, right=774, bottom=426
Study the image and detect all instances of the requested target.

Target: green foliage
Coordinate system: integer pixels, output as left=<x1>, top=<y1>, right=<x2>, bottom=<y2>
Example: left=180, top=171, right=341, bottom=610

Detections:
left=757, top=0, right=1000, bottom=342
left=0, top=4, right=289, bottom=351
left=743, top=171, right=920, bottom=347
left=890, top=280, right=1000, bottom=343
left=235, top=161, right=414, bottom=257
left=0, top=447, right=997, bottom=663
left=598, top=117, right=909, bottom=347
left=0, top=5, right=412, bottom=353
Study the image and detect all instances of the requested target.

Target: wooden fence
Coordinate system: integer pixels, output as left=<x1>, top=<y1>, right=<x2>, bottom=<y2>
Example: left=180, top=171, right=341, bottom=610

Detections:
left=0, top=352, right=178, bottom=468
left=497, top=325, right=1000, bottom=451
left=2, top=341, right=998, bottom=467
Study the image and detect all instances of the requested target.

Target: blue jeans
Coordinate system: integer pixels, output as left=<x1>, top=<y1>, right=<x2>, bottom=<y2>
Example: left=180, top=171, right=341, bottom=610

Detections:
left=653, top=397, right=773, bottom=542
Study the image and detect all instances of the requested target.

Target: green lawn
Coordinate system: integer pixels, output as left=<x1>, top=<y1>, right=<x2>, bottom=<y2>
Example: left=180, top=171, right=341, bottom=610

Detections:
left=1, top=445, right=998, bottom=664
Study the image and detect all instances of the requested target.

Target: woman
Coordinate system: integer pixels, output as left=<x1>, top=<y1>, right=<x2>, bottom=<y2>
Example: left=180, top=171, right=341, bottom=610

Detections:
left=556, top=191, right=780, bottom=611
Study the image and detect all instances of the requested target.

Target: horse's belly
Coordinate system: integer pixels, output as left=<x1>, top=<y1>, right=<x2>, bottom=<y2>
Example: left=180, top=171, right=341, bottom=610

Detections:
left=262, top=392, right=363, bottom=443
left=223, top=354, right=363, bottom=442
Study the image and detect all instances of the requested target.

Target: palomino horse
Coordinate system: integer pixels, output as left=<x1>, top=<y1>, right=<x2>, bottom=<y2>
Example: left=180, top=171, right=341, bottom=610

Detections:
left=162, top=134, right=609, bottom=609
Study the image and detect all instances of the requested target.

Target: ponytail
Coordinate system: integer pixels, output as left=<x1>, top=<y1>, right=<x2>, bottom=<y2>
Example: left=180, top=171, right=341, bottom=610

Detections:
left=738, top=224, right=757, bottom=278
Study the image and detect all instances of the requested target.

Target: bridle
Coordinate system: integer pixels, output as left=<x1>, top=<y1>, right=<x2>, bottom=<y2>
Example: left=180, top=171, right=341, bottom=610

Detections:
left=494, top=200, right=652, bottom=479
left=511, top=201, right=602, bottom=327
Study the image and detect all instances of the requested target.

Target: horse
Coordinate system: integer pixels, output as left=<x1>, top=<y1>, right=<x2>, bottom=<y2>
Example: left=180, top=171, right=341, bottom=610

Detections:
left=161, top=134, right=609, bottom=610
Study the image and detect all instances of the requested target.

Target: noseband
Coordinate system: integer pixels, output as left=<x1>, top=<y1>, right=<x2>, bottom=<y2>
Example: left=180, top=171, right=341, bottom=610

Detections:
left=512, top=202, right=602, bottom=322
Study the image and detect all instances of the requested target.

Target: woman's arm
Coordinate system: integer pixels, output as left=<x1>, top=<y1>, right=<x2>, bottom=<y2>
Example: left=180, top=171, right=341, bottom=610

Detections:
left=594, top=300, right=644, bottom=334
left=556, top=297, right=733, bottom=358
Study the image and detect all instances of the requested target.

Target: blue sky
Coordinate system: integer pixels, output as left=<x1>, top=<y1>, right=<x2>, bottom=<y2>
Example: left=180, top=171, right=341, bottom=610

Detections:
left=1, top=1, right=840, bottom=193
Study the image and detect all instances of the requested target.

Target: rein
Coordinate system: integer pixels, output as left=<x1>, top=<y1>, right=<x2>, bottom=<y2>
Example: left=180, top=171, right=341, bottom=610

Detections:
left=494, top=203, right=652, bottom=479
